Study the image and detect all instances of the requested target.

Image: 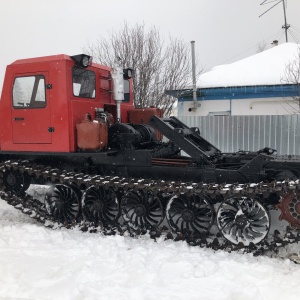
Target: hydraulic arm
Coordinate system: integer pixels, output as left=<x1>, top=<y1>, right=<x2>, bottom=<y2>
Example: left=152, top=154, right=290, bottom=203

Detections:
left=149, top=115, right=222, bottom=164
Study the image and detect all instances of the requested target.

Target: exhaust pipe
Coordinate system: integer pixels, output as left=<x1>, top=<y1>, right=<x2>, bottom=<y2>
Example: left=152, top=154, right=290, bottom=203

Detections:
left=111, top=57, right=124, bottom=123
left=191, top=41, right=198, bottom=112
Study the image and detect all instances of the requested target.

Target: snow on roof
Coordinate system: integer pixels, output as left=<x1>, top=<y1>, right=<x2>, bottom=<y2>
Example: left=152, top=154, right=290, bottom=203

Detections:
left=197, top=42, right=300, bottom=88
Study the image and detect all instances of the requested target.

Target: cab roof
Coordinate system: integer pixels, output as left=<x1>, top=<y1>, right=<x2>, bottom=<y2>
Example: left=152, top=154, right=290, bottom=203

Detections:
left=12, top=54, right=72, bottom=65
left=11, top=54, right=110, bottom=70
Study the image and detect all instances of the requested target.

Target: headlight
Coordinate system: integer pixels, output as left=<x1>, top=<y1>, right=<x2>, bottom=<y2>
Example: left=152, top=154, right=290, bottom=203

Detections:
left=81, top=56, right=90, bottom=67
left=70, top=54, right=93, bottom=68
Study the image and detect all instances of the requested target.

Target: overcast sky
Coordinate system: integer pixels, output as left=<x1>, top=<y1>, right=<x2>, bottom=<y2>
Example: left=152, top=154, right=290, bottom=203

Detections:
left=1, top=0, right=300, bottom=94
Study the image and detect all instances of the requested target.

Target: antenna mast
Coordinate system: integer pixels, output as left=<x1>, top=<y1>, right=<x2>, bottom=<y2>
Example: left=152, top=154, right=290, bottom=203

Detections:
left=259, top=0, right=290, bottom=43
left=282, top=0, right=290, bottom=42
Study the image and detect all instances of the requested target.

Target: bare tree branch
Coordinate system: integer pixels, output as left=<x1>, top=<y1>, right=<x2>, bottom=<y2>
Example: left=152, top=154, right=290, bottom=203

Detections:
left=257, top=40, right=267, bottom=53
left=281, top=46, right=300, bottom=113
left=83, top=22, right=203, bottom=116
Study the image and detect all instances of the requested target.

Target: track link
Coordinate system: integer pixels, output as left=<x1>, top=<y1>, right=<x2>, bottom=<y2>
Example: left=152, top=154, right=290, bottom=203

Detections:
left=1, top=159, right=300, bottom=258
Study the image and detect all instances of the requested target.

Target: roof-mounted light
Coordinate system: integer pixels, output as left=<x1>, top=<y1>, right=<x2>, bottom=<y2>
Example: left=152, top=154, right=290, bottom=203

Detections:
left=70, top=54, right=93, bottom=68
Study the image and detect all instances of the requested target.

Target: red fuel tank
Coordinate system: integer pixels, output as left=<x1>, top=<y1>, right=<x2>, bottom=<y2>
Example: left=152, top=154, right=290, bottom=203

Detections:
left=76, top=113, right=108, bottom=151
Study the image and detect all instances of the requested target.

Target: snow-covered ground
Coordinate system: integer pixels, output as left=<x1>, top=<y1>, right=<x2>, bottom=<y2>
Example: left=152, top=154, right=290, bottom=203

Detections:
left=1, top=199, right=300, bottom=300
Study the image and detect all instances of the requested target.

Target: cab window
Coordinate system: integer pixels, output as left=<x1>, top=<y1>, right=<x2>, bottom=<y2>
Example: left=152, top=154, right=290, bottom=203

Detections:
left=13, top=75, right=46, bottom=108
left=72, top=66, right=96, bottom=98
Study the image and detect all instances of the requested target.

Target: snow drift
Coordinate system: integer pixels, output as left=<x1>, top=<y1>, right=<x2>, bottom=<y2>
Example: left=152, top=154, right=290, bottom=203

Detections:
left=1, top=199, right=300, bottom=300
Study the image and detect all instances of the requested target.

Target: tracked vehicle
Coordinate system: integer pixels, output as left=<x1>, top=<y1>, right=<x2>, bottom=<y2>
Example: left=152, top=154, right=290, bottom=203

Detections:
left=1, top=53, right=300, bottom=252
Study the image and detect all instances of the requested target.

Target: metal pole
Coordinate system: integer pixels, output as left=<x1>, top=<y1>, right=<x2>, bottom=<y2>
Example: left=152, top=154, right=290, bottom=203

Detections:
left=191, top=41, right=197, bottom=111
left=282, top=0, right=290, bottom=42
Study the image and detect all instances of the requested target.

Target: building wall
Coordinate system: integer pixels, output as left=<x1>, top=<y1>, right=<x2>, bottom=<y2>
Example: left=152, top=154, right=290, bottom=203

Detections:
left=178, top=97, right=297, bottom=117
left=175, top=84, right=299, bottom=117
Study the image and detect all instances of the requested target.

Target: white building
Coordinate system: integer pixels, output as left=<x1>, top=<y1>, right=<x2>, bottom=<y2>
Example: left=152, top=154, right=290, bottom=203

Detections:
left=169, top=43, right=300, bottom=117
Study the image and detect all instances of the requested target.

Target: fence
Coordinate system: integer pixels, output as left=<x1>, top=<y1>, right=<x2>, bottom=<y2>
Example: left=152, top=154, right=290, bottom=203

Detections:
left=179, top=115, right=300, bottom=155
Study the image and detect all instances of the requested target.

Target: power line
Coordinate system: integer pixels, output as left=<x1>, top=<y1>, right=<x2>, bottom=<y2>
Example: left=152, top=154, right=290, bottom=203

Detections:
left=289, top=28, right=300, bottom=37
left=259, top=0, right=290, bottom=42
left=220, top=30, right=284, bottom=65
left=260, top=0, right=281, bottom=5
left=291, top=26, right=300, bottom=35
left=259, top=0, right=282, bottom=17
left=289, top=29, right=300, bottom=43
left=212, top=2, right=295, bottom=68
left=289, top=33, right=299, bottom=43
left=275, top=31, right=285, bottom=43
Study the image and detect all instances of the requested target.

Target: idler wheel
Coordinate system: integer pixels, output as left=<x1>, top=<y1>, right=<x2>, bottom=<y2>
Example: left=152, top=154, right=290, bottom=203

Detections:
left=134, top=204, right=146, bottom=217
left=217, top=196, right=270, bottom=246
left=235, top=214, right=249, bottom=229
left=82, top=185, right=120, bottom=225
left=121, top=189, right=164, bottom=231
left=182, top=210, right=194, bottom=222
left=277, top=192, right=300, bottom=228
left=166, top=193, right=214, bottom=236
left=45, top=184, right=81, bottom=223
left=2, top=169, right=31, bottom=196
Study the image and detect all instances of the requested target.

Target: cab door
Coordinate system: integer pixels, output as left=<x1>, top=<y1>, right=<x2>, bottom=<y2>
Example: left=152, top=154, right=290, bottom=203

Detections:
left=11, top=73, right=52, bottom=144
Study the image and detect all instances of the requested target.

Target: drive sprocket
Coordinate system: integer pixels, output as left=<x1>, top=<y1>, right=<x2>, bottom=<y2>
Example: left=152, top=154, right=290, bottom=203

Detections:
left=277, top=192, right=300, bottom=228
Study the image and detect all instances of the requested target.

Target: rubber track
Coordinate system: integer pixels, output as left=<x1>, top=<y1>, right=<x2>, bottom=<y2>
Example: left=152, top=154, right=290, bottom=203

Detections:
left=1, top=159, right=300, bottom=257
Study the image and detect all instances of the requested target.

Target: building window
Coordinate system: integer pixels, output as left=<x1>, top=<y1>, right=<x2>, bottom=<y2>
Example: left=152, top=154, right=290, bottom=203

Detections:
left=72, top=66, right=96, bottom=98
left=13, top=75, right=46, bottom=108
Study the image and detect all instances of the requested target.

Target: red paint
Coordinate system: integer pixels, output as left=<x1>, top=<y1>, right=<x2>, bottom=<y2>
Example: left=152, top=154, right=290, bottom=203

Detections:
left=128, top=107, right=164, bottom=140
left=0, top=54, right=134, bottom=152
